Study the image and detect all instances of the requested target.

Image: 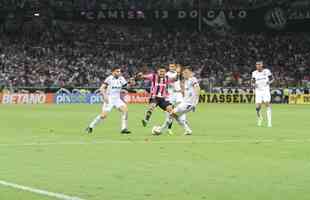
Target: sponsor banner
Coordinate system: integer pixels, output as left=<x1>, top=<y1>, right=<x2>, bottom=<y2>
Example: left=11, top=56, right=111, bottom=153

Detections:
left=124, top=93, right=149, bottom=104
left=55, top=88, right=150, bottom=104
left=289, top=95, right=310, bottom=104
left=55, top=88, right=101, bottom=104
left=55, top=93, right=102, bottom=104
left=200, top=93, right=255, bottom=104
left=1, top=93, right=54, bottom=104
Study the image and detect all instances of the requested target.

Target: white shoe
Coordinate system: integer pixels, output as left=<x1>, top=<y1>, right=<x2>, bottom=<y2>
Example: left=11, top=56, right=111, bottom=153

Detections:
left=267, top=123, right=272, bottom=128
left=184, top=129, right=192, bottom=135
left=167, top=130, right=174, bottom=135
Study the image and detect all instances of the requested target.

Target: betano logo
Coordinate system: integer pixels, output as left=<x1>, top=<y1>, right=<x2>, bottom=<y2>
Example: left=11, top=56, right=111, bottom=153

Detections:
left=1, top=93, right=52, bottom=104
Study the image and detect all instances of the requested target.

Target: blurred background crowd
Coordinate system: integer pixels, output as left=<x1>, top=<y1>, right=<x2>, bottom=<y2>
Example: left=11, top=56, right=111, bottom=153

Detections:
left=0, top=0, right=309, bottom=91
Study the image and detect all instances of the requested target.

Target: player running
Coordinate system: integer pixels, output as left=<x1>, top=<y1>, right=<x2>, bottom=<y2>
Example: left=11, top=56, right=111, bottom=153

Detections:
left=251, top=61, right=274, bottom=127
left=138, top=66, right=174, bottom=127
left=159, top=66, right=200, bottom=135
left=86, top=67, right=131, bottom=134
left=166, top=64, right=184, bottom=134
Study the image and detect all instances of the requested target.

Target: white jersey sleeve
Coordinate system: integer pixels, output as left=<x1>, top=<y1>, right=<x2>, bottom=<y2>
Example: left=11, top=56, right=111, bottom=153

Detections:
left=120, top=76, right=128, bottom=87
left=266, top=69, right=272, bottom=77
left=104, top=75, right=113, bottom=85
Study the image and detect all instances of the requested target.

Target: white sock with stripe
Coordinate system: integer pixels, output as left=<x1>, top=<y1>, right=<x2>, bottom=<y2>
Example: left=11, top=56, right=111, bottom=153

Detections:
left=121, top=112, right=128, bottom=130
left=89, top=115, right=103, bottom=128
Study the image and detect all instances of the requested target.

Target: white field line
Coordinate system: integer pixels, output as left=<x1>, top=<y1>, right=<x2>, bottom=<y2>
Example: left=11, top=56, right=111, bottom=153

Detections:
left=0, top=180, right=85, bottom=200
left=1, top=139, right=310, bottom=147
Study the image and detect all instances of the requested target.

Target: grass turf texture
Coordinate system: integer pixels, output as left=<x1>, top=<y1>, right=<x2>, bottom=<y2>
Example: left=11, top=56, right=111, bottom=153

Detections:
left=0, top=104, right=309, bottom=200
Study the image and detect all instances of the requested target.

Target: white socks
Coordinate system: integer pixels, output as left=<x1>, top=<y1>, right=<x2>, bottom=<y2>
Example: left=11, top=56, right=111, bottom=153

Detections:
left=266, top=106, right=272, bottom=127
left=160, top=113, right=173, bottom=132
left=176, top=115, right=192, bottom=132
left=89, top=113, right=128, bottom=130
left=89, top=115, right=103, bottom=128
left=121, top=112, right=128, bottom=130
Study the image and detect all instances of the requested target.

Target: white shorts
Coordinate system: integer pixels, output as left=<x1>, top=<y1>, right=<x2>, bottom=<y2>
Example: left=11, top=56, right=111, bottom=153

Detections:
left=167, top=92, right=183, bottom=105
left=102, top=98, right=126, bottom=112
left=255, top=91, right=271, bottom=104
left=174, top=102, right=194, bottom=116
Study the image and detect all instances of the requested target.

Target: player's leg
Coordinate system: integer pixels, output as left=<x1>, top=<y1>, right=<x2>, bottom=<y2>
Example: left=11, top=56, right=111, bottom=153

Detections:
left=166, top=112, right=174, bottom=135
left=255, top=92, right=263, bottom=127
left=171, top=103, right=193, bottom=135
left=158, top=104, right=174, bottom=134
left=256, top=103, right=263, bottom=126
left=166, top=96, right=175, bottom=135
left=142, top=98, right=157, bottom=127
left=264, top=93, right=272, bottom=127
left=86, top=103, right=111, bottom=134
left=117, top=100, right=131, bottom=134
left=166, top=94, right=183, bottom=134
left=176, top=114, right=192, bottom=135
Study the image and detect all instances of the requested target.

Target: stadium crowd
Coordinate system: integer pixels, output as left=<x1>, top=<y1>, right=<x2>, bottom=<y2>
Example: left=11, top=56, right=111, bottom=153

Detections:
left=0, top=21, right=310, bottom=90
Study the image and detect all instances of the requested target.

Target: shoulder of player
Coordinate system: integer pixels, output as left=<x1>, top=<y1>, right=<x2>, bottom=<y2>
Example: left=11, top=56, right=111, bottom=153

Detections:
left=120, top=76, right=128, bottom=83
left=263, top=68, right=272, bottom=73
left=104, top=75, right=113, bottom=83
left=106, top=75, right=114, bottom=80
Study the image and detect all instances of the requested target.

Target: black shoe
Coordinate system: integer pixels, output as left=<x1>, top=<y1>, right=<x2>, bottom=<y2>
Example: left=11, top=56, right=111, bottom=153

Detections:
left=85, top=127, right=93, bottom=134
left=121, top=129, right=131, bottom=134
left=142, top=119, right=148, bottom=127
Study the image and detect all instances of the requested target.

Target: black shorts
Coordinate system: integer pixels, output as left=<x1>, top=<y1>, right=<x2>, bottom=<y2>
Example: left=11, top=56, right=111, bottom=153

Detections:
left=149, top=97, right=172, bottom=111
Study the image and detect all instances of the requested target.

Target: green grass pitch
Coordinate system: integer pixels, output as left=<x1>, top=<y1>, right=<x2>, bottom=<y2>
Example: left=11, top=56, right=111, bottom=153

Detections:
left=0, top=104, right=309, bottom=200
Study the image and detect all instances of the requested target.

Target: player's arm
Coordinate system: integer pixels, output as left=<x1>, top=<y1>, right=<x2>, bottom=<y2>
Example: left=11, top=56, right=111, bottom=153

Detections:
left=136, top=72, right=153, bottom=80
left=100, top=83, right=107, bottom=95
left=100, top=82, right=109, bottom=103
left=121, top=77, right=138, bottom=94
left=251, top=78, right=256, bottom=88
left=268, top=75, right=274, bottom=85
left=193, top=83, right=201, bottom=106
left=251, top=72, right=257, bottom=89
left=124, top=78, right=135, bottom=90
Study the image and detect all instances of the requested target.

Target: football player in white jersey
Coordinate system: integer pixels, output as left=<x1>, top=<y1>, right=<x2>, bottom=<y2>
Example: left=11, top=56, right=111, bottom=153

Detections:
left=86, top=67, right=131, bottom=134
left=251, top=61, right=274, bottom=127
left=165, top=64, right=184, bottom=134
left=159, top=66, right=200, bottom=135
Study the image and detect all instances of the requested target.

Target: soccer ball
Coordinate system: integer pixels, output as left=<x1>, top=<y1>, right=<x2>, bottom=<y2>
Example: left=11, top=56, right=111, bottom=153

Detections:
left=152, top=126, right=162, bottom=135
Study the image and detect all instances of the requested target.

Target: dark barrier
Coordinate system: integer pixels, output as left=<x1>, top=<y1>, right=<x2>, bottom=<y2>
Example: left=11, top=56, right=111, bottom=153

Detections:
left=1, top=4, right=309, bottom=32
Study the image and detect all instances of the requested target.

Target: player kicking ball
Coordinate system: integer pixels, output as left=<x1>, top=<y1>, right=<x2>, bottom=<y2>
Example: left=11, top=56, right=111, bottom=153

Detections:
left=156, top=66, right=200, bottom=135
left=251, top=61, right=274, bottom=127
left=137, top=66, right=175, bottom=127
left=86, top=67, right=131, bottom=134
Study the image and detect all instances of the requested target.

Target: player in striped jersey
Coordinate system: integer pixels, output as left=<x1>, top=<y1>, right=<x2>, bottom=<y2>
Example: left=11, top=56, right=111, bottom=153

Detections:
left=137, top=66, right=175, bottom=127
